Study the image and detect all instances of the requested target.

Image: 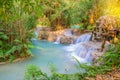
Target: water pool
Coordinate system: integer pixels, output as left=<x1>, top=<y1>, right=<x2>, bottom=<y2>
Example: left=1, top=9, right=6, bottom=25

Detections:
left=0, top=40, right=78, bottom=80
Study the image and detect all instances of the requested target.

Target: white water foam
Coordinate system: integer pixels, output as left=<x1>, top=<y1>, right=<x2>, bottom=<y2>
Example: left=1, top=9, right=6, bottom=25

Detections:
left=64, top=34, right=93, bottom=64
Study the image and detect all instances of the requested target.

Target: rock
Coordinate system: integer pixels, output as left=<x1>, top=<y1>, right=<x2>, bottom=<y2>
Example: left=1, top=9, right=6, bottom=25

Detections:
left=47, top=33, right=57, bottom=42
left=72, top=29, right=81, bottom=36
left=91, top=51, right=104, bottom=61
left=44, top=27, right=52, bottom=31
left=60, top=36, right=73, bottom=44
left=39, top=31, right=48, bottom=40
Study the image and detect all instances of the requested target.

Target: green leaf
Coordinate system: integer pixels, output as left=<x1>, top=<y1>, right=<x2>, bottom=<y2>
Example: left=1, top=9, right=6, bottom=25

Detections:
left=27, top=44, right=35, bottom=48
left=0, top=32, right=4, bottom=35
left=0, top=34, right=8, bottom=40
left=0, top=41, right=2, bottom=45
left=9, top=55, right=16, bottom=63
left=14, top=39, right=22, bottom=43
left=6, top=46, right=17, bottom=56
left=0, top=50, right=4, bottom=57
left=27, top=49, right=33, bottom=56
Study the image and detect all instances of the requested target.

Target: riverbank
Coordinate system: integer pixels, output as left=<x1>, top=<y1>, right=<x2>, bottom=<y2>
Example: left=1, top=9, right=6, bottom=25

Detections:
left=85, top=68, right=120, bottom=80
left=0, top=57, right=31, bottom=65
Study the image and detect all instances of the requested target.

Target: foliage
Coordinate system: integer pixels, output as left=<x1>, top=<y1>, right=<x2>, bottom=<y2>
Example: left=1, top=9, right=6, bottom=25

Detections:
left=35, top=0, right=100, bottom=29
left=87, top=25, right=94, bottom=30
left=24, top=63, right=113, bottom=80
left=99, top=43, right=120, bottom=67
left=24, top=64, right=82, bottom=80
left=98, top=0, right=120, bottom=27
left=75, top=61, right=111, bottom=77
left=0, top=0, right=43, bottom=62
left=103, top=0, right=120, bottom=18
left=24, top=65, right=49, bottom=80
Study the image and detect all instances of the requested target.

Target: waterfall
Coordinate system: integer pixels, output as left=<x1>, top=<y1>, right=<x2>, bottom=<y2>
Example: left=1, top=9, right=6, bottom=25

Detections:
left=31, top=27, right=41, bottom=40
left=75, top=34, right=91, bottom=43
left=54, top=36, right=61, bottom=44
left=64, top=33, right=94, bottom=64
left=34, top=27, right=41, bottom=36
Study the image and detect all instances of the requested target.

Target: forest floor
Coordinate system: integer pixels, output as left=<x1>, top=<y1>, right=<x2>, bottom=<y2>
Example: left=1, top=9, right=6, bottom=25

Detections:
left=86, top=68, right=120, bottom=80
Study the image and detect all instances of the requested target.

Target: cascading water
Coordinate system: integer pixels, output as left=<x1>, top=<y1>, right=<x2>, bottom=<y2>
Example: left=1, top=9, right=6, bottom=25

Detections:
left=34, top=27, right=41, bottom=36
left=75, top=34, right=91, bottom=43
left=32, top=27, right=41, bottom=40
left=54, top=36, right=61, bottom=44
left=64, top=33, right=94, bottom=64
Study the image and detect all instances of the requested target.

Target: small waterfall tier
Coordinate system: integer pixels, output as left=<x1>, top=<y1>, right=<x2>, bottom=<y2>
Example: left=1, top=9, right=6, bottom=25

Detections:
left=75, top=34, right=91, bottom=43
left=64, top=33, right=95, bottom=64
left=54, top=36, right=61, bottom=44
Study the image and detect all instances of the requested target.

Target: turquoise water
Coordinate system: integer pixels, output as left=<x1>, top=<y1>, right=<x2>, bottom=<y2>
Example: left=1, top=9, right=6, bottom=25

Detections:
left=0, top=40, right=78, bottom=80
